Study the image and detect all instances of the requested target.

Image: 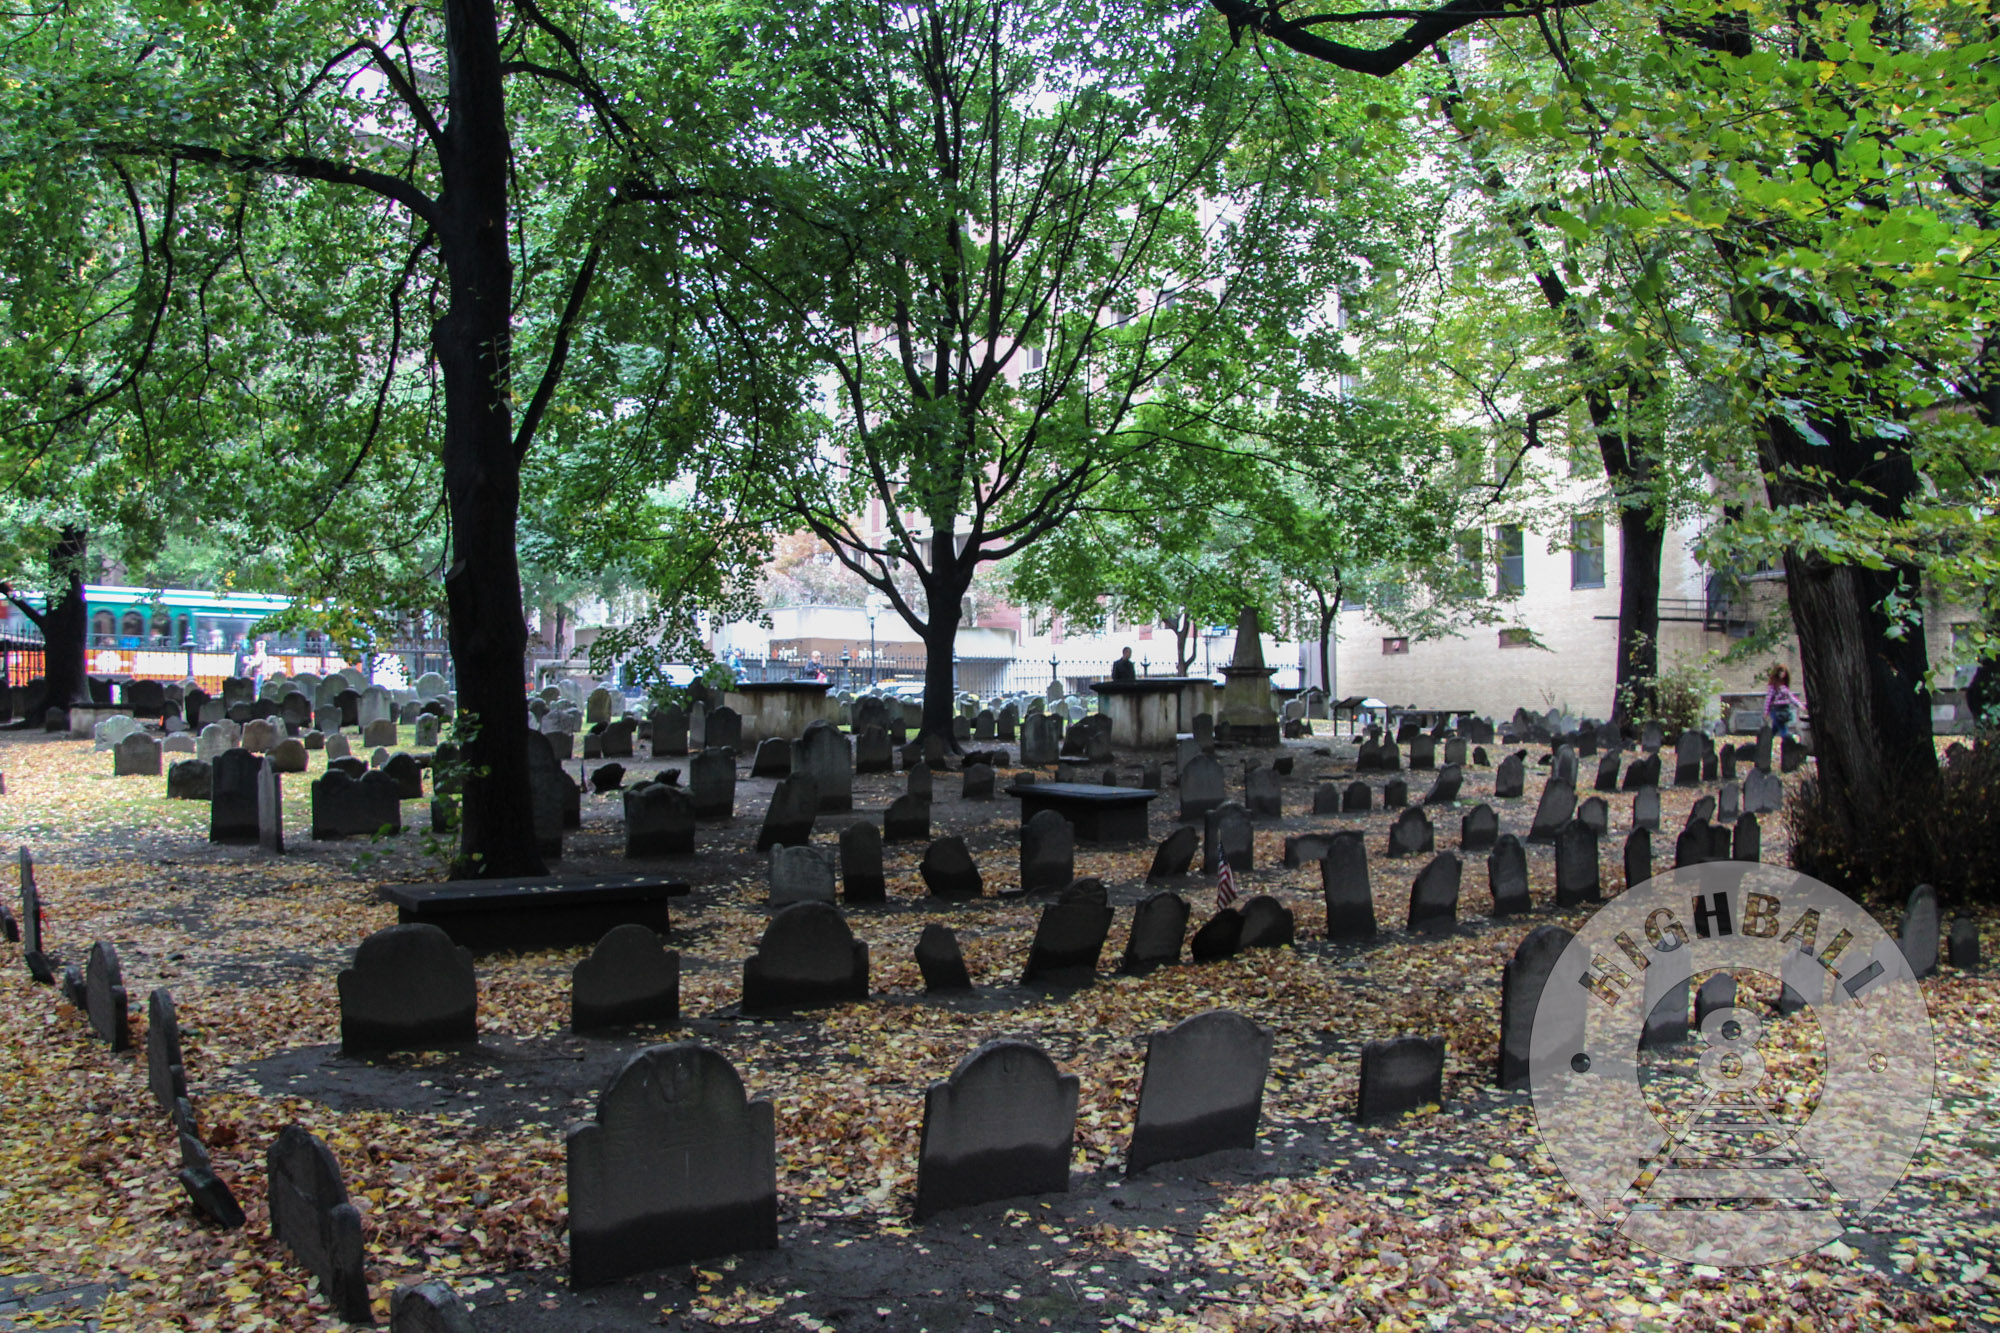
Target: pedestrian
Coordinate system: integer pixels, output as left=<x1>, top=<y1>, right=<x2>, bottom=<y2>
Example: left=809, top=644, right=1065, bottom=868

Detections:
left=1763, top=664, right=1804, bottom=740
left=1111, top=646, right=1137, bottom=682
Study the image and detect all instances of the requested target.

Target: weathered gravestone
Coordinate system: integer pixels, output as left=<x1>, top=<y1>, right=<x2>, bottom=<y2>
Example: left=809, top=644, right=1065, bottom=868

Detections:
left=85, top=940, right=131, bottom=1050
left=1624, top=828, right=1653, bottom=890
left=750, top=737, right=791, bottom=778
left=1237, top=895, right=1295, bottom=949
left=854, top=725, right=893, bottom=775
left=796, top=721, right=853, bottom=813
left=1282, top=834, right=1333, bottom=868
left=1744, top=767, right=1783, bottom=814
left=1202, top=803, right=1253, bottom=874
left=1355, top=1036, right=1446, bottom=1123
left=1244, top=766, right=1281, bottom=818
left=1122, top=892, right=1189, bottom=973
left=1342, top=780, right=1372, bottom=813
left=1383, top=777, right=1408, bottom=809
left=312, top=769, right=403, bottom=840
left=1179, top=754, right=1226, bottom=822
left=1527, top=778, right=1576, bottom=842
left=1551, top=745, right=1578, bottom=788
left=1408, top=733, right=1436, bottom=771
left=1900, top=884, right=1941, bottom=979
left=565, top=1044, right=777, bottom=1287
left=1020, top=901, right=1115, bottom=984
left=962, top=763, right=995, bottom=801
left=1020, top=809, right=1074, bottom=893
left=1622, top=752, right=1662, bottom=791
left=1460, top=803, right=1499, bottom=852
left=1629, top=784, right=1660, bottom=832
left=267, top=1125, right=372, bottom=1322
left=1553, top=819, right=1601, bottom=907
left=756, top=775, right=820, bottom=852
left=1695, top=972, right=1737, bottom=1031
left=389, top=1282, right=475, bottom=1333
left=1188, top=910, right=1244, bottom=961
left=907, top=760, right=934, bottom=800
left=1949, top=918, right=1981, bottom=972
left=1497, top=926, right=1575, bottom=1089
left=1422, top=763, right=1463, bottom=806
left=690, top=748, right=738, bottom=819
left=915, top=1040, right=1078, bottom=1220
left=839, top=822, right=887, bottom=904
left=650, top=705, right=688, bottom=758
left=1641, top=942, right=1693, bottom=1048
left=883, top=793, right=931, bottom=844
left=147, top=987, right=188, bottom=1112
left=1126, top=1010, right=1273, bottom=1176
left=1487, top=834, right=1530, bottom=916
left=19, top=848, right=53, bottom=984
left=337, top=924, right=476, bottom=1054
left=1408, top=854, right=1462, bottom=934
left=768, top=844, right=838, bottom=907
left=268, top=737, right=309, bottom=773
left=1147, top=825, right=1198, bottom=880
left=1019, top=713, right=1059, bottom=767
left=705, top=705, right=744, bottom=755
left=624, top=781, right=695, bottom=858
left=240, top=717, right=282, bottom=755
left=167, top=759, right=212, bottom=800
left=113, top=731, right=163, bottom=777
left=362, top=718, right=399, bottom=750
left=253, top=757, right=285, bottom=855
left=1732, top=813, right=1761, bottom=862
left=1675, top=820, right=1714, bottom=868
left=1311, top=783, right=1341, bottom=815
left=572, top=925, right=680, bottom=1032
left=1321, top=831, right=1375, bottom=940
left=1595, top=752, right=1622, bottom=793
left=178, top=1123, right=245, bottom=1230
left=915, top=925, right=974, bottom=991
left=1576, top=795, right=1609, bottom=838
left=209, top=748, right=261, bottom=844
left=1717, top=782, right=1740, bottom=824
left=743, top=902, right=868, bottom=1010
left=921, top=837, right=983, bottom=900
left=1386, top=807, right=1434, bottom=859
left=601, top=718, right=637, bottom=760
left=1494, top=752, right=1526, bottom=799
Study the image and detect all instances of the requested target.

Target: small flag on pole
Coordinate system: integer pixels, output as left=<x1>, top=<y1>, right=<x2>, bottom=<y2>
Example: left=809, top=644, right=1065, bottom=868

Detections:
left=1215, top=859, right=1239, bottom=911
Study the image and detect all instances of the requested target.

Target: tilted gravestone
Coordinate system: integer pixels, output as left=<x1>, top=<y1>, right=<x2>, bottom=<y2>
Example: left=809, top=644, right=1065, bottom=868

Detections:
left=961, top=763, right=995, bottom=801
left=915, top=925, right=974, bottom=991
left=571, top=925, right=680, bottom=1032
left=1237, top=896, right=1295, bottom=949
left=337, top=923, right=476, bottom=1054
left=839, top=821, right=887, bottom=904
left=915, top=1040, right=1078, bottom=1220
left=742, top=902, right=868, bottom=1010
left=1686, top=794, right=1717, bottom=828
left=1342, top=780, right=1372, bottom=813
left=883, top=793, right=931, bottom=844
left=1386, top=807, right=1434, bottom=859
left=1188, top=910, right=1244, bottom=961
left=1020, top=809, right=1075, bottom=892
left=1594, top=752, right=1622, bottom=793
left=690, top=748, right=738, bottom=819
left=624, top=781, right=695, bottom=858
left=1179, top=754, right=1226, bottom=822
left=178, top=1123, right=245, bottom=1230
left=750, top=737, right=791, bottom=778
left=1020, top=902, right=1115, bottom=985
left=1321, top=831, right=1375, bottom=940
left=1576, top=795, right=1609, bottom=838
left=920, top=836, right=982, bottom=900
left=1526, top=778, right=1576, bottom=842
left=390, top=1281, right=477, bottom=1333
left=1244, top=766, right=1281, bottom=818
left=148, top=988, right=188, bottom=1113
left=768, top=844, right=838, bottom=907
left=796, top=721, right=853, bottom=813
left=1553, top=819, right=1601, bottom=907
left=1497, top=926, right=1574, bottom=1089
left=756, top=775, right=820, bottom=852
left=1624, top=827, right=1654, bottom=889
left=86, top=940, right=131, bottom=1050
left=1487, top=835, right=1530, bottom=916
left=1122, top=892, right=1189, bottom=973
left=1460, top=803, right=1499, bottom=852
left=1201, top=802, right=1253, bottom=874
left=1126, top=1010, right=1273, bottom=1176
left=267, top=1124, right=372, bottom=1322
left=1622, top=752, right=1662, bottom=791
left=1899, top=884, right=1941, bottom=979
left=1147, top=826, right=1198, bottom=880
left=1494, top=752, right=1525, bottom=799
left=312, top=769, right=403, bottom=840
left=209, top=748, right=262, bottom=844
left=1407, top=854, right=1462, bottom=934
left=1422, top=763, right=1463, bottom=807
left=1355, top=1036, right=1446, bottom=1123
left=566, top=1044, right=777, bottom=1287
left=1675, top=820, right=1714, bottom=868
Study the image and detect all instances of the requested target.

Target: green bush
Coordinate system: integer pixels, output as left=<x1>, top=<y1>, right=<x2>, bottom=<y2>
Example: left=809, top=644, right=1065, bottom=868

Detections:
left=1785, top=736, right=2000, bottom=907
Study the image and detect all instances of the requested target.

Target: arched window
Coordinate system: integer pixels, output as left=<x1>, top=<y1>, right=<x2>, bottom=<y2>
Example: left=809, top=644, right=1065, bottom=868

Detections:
left=121, top=611, right=146, bottom=640
left=91, top=610, right=116, bottom=642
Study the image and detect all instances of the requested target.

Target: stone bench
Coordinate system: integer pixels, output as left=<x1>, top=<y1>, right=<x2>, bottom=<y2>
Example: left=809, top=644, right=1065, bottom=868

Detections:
left=1006, top=782, right=1156, bottom=844
left=377, top=874, right=683, bottom=953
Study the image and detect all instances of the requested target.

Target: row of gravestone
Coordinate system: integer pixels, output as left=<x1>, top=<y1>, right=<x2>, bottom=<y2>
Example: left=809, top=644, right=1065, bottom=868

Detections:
left=176, top=750, right=424, bottom=848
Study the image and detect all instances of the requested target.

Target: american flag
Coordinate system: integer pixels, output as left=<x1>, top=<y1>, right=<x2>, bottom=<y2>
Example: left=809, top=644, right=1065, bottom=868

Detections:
left=1215, top=859, right=1240, bottom=911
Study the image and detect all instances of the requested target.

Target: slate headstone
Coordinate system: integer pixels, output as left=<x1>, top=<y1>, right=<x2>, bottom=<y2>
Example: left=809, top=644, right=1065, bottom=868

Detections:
left=1553, top=819, right=1601, bottom=906
left=267, top=1125, right=372, bottom=1322
left=1407, top=854, right=1461, bottom=934
left=1237, top=895, right=1295, bottom=949
left=768, top=844, right=838, bottom=907
left=209, top=748, right=261, bottom=844
left=85, top=940, right=131, bottom=1050
left=113, top=731, right=163, bottom=777
left=1624, top=827, right=1654, bottom=890
left=750, top=737, right=792, bottom=778
left=1355, top=1036, right=1446, bottom=1123
left=1126, top=1010, right=1273, bottom=1176
left=690, top=748, right=738, bottom=819
left=167, top=758, right=212, bottom=801
left=1732, top=812, right=1761, bottom=863
left=839, top=821, right=887, bottom=904
left=1188, top=910, right=1243, bottom=961
left=1244, top=765, right=1281, bottom=818
left=1321, top=831, right=1374, bottom=940
left=337, top=923, right=476, bottom=1054
left=257, top=756, right=285, bottom=854
left=1386, top=807, right=1434, bottom=859
left=756, top=775, right=820, bottom=852
left=796, top=721, right=853, bottom=813
left=1147, top=825, right=1198, bottom=880
left=920, top=836, right=982, bottom=900
left=1899, top=884, right=1941, bottom=979
left=914, top=1040, right=1078, bottom=1220
left=1422, top=763, right=1463, bottom=806
left=1497, top=926, right=1574, bottom=1089
left=1122, top=892, right=1189, bottom=973
left=883, top=793, right=931, bottom=844
left=1460, top=803, right=1499, bottom=852
left=571, top=925, right=680, bottom=1031
left=1020, top=902, right=1115, bottom=985
left=1744, top=768, right=1783, bottom=815
left=147, top=987, right=188, bottom=1113
left=1383, top=777, right=1408, bottom=809
left=1342, top=780, right=1372, bottom=813
left=1020, top=809, right=1075, bottom=893
left=1179, top=754, right=1225, bottom=821
left=1948, top=917, right=1980, bottom=972
left=624, top=781, right=695, bottom=857
left=1487, top=834, right=1530, bottom=915
left=1202, top=802, right=1252, bottom=874
left=742, top=902, right=868, bottom=1010
left=915, top=925, right=974, bottom=991
left=1594, top=752, right=1622, bottom=793
left=1494, top=752, right=1525, bottom=799
left=651, top=705, right=688, bottom=758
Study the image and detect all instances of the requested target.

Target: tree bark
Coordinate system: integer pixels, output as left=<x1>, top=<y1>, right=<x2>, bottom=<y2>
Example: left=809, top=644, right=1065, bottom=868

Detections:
left=435, top=0, right=543, bottom=878
left=919, top=594, right=964, bottom=748
left=9, top=525, right=94, bottom=708
left=1613, top=504, right=1662, bottom=724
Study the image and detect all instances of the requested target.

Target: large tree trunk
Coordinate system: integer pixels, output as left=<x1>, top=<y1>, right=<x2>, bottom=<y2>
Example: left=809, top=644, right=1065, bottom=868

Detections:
left=919, top=596, right=964, bottom=750
left=1613, top=505, right=1662, bottom=724
left=38, top=525, right=92, bottom=707
left=436, top=0, right=543, bottom=878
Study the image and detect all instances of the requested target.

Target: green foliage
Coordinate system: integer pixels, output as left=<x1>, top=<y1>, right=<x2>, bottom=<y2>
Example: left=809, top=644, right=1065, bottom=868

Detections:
left=1787, top=739, right=2000, bottom=906
left=1615, top=634, right=1721, bottom=735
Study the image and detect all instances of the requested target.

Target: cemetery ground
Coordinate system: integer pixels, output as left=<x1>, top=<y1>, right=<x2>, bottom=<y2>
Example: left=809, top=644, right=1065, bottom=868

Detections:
left=2, top=728, right=1998, bottom=1333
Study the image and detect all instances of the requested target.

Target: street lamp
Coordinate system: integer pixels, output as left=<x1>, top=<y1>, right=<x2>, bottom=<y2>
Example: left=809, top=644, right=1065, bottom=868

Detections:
left=840, top=647, right=851, bottom=690
left=1049, top=653, right=1060, bottom=686
left=864, top=595, right=885, bottom=689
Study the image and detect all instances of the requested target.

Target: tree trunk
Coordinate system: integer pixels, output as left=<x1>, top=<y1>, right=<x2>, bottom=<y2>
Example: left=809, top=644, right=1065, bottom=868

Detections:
left=919, top=596, right=964, bottom=750
left=36, top=525, right=93, bottom=707
left=436, top=0, right=543, bottom=878
left=1316, top=583, right=1338, bottom=708
left=1612, top=505, right=1662, bottom=724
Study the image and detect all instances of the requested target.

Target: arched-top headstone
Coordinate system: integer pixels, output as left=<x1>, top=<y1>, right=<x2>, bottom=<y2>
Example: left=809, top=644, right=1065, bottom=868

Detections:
left=1021, top=808, right=1074, bottom=892
left=1127, top=1010, right=1273, bottom=1176
left=148, top=987, right=188, bottom=1112
left=1321, top=830, right=1374, bottom=940
left=915, top=1040, right=1078, bottom=1220
left=1237, top=895, right=1295, bottom=949
left=742, top=902, right=868, bottom=1010
left=85, top=940, right=131, bottom=1050
left=267, top=1124, right=372, bottom=1322
left=565, top=1043, right=778, bottom=1287
left=572, top=925, right=680, bottom=1032
left=1122, top=892, right=1189, bottom=973
left=920, top=836, right=982, bottom=900
left=1020, top=901, right=1114, bottom=985
left=1498, top=926, right=1574, bottom=1089
left=795, top=721, right=853, bottom=813
left=390, top=1281, right=477, bottom=1333
left=1407, top=853, right=1461, bottom=934
left=337, top=923, right=475, bottom=1054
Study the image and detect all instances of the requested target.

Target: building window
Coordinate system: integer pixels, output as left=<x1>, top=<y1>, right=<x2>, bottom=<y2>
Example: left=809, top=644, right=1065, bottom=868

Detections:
left=1499, top=627, right=1534, bottom=648
left=1383, top=637, right=1409, bottom=655
left=1495, top=525, right=1525, bottom=595
left=1025, top=345, right=1045, bottom=370
left=1455, top=529, right=1483, bottom=572
left=1571, top=515, right=1606, bottom=588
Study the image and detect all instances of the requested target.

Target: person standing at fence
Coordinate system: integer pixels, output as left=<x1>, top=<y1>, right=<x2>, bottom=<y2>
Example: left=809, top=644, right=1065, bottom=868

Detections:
left=243, top=638, right=275, bottom=691
left=1763, top=663, right=1804, bottom=740
left=1111, top=646, right=1137, bottom=682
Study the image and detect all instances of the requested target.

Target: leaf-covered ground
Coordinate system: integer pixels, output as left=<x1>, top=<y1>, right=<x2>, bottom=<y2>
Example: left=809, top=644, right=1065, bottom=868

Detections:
left=0, top=726, right=1995, bottom=1332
